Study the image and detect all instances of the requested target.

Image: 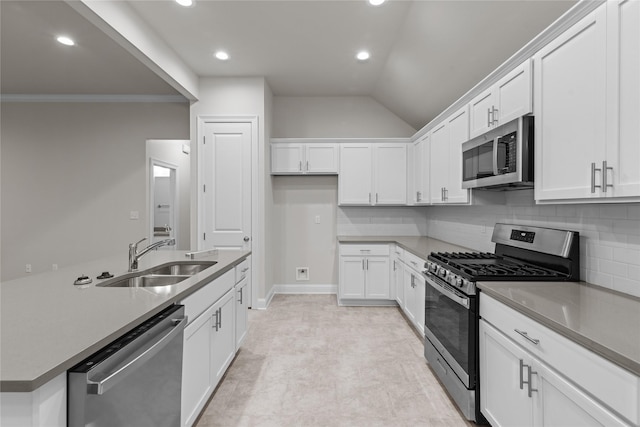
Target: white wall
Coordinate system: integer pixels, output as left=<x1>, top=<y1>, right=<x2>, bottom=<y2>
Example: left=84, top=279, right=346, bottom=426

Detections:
left=1, top=102, right=189, bottom=281
left=270, top=96, right=416, bottom=288
left=424, top=190, right=640, bottom=298
left=190, top=77, right=271, bottom=305
left=272, top=96, right=416, bottom=138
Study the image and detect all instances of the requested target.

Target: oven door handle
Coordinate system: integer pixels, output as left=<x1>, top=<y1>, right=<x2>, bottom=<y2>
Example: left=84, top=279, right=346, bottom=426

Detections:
left=425, top=273, right=469, bottom=309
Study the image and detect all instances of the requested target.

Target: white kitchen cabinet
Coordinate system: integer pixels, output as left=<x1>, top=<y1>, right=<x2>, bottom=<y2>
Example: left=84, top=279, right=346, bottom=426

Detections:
left=534, top=1, right=639, bottom=203
left=402, top=268, right=417, bottom=325
left=338, top=244, right=391, bottom=303
left=411, top=134, right=430, bottom=205
left=235, top=278, right=249, bottom=351
left=271, top=142, right=338, bottom=175
left=469, top=59, right=533, bottom=139
left=480, top=294, right=637, bottom=427
left=429, top=106, right=470, bottom=205
left=339, top=143, right=407, bottom=205
left=400, top=251, right=426, bottom=335
left=210, top=289, right=236, bottom=387
left=392, top=246, right=404, bottom=306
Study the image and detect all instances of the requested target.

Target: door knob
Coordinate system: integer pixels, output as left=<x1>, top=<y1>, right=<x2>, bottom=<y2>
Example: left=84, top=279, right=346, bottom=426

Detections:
left=243, top=236, right=250, bottom=242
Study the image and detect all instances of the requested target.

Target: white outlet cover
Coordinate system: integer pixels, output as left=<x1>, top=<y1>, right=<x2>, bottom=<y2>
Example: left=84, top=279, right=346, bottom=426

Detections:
left=296, top=267, right=309, bottom=281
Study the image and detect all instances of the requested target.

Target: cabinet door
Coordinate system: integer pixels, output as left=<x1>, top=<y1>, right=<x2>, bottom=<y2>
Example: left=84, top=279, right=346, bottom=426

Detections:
left=210, top=290, right=236, bottom=388
left=339, top=144, right=373, bottom=205
left=339, top=256, right=366, bottom=299
left=374, top=144, right=407, bottom=205
left=235, top=277, right=248, bottom=350
left=480, top=320, right=534, bottom=427
left=412, top=138, right=426, bottom=204
left=365, top=257, right=390, bottom=299
left=271, top=143, right=304, bottom=174
left=495, top=58, right=533, bottom=125
left=533, top=361, right=629, bottom=427
left=445, top=106, right=470, bottom=204
left=182, top=304, right=216, bottom=427
left=469, top=88, right=495, bottom=139
left=534, top=6, right=607, bottom=202
left=393, top=259, right=404, bottom=306
left=306, top=143, right=339, bottom=174
left=403, top=269, right=417, bottom=323
left=429, top=123, right=448, bottom=204
left=606, top=0, right=640, bottom=198
left=413, top=272, right=426, bottom=335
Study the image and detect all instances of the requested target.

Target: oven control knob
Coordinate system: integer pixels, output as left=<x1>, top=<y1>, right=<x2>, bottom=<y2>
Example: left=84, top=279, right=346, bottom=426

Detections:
left=438, top=267, right=446, bottom=277
left=455, top=277, right=463, bottom=287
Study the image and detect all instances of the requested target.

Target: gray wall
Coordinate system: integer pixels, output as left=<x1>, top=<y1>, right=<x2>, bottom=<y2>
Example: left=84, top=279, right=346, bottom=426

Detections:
left=270, top=96, right=416, bottom=287
left=1, top=102, right=189, bottom=281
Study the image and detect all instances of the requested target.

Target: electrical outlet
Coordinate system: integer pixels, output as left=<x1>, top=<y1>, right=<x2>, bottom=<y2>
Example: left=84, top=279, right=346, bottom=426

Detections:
left=315, top=215, right=320, bottom=224
left=296, top=267, right=309, bottom=281
left=25, top=264, right=32, bottom=273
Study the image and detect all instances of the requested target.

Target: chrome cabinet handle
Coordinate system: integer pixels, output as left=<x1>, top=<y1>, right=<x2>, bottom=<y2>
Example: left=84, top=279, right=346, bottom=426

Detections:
left=299, top=160, right=302, bottom=172
left=306, top=160, right=309, bottom=171
left=238, top=287, right=243, bottom=304
left=519, top=360, right=538, bottom=398
left=213, top=309, right=219, bottom=331
left=487, top=108, right=492, bottom=128
left=492, top=106, right=499, bottom=125
left=514, top=329, right=540, bottom=345
left=369, top=193, right=372, bottom=204
left=366, top=259, right=369, bottom=270
left=218, top=308, right=222, bottom=329
left=417, top=191, right=421, bottom=202
left=591, top=162, right=602, bottom=193
left=362, top=259, right=365, bottom=270
left=376, top=193, right=379, bottom=204
left=602, top=161, right=613, bottom=193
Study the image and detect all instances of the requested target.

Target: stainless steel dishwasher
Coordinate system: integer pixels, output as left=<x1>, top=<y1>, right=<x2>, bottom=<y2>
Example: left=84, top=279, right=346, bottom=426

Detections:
left=68, top=304, right=187, bottom=427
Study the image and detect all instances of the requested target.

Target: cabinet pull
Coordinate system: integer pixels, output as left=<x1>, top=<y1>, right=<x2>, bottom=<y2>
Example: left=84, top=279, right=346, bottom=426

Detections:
left=441, top=187, right=444, bottom=201
left=602, top=161, right=613, bottom=193
left=514, top=329, right=540, bottom=345
left=213, top=309, right=219, bottom=331
left=299, top=161, right=302, bottom=172
left=362, top=259, right=365, bottom=270
left=369, top=193, right=372, bottom=204
left=376, top=193, right=379, bottom=203
left=519, top=360, right=538, bottom=397
left=492, top=106, right=499, bottom=125
left=218, top=308, right=222, bottom=329
left=417, top=191, right=421, bottom=202
left=393, top=260, right=396, bottom=271
left=306, top=160, right=309, bottom=171
left=238, top=287, right=243, bottom=304
left=366, top=259, right=369, bottom=270
left=591, top=162, right=602, bottom=193
left=487, top=107, right=492, bottom=128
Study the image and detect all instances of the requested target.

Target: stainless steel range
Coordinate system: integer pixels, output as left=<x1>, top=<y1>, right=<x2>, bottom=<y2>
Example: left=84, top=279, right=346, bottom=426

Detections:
left=422, top=223, right=580, bottom=423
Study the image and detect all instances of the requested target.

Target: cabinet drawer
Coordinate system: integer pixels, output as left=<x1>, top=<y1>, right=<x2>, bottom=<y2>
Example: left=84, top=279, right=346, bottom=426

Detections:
left=481, top=294, right=639, bottom=424
left=403, top=251, right=426, bottom=273
left=339, top=244, right=390, bottom=257
left=235, top=258, right=249, bottom=283
left=391, top=245, right=404, bottom=258
left=181, top=269, right=235, bottom=324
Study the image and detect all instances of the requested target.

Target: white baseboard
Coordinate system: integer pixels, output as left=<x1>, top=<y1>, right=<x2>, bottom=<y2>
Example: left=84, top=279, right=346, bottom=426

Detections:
left=272, top=283, right=337, bottom=295
left=254, top=284, right=337, bottom=310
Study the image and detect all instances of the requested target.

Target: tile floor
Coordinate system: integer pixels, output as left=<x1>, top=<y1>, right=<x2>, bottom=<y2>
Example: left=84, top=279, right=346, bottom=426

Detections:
left=195, top=294, right=472, bottom=427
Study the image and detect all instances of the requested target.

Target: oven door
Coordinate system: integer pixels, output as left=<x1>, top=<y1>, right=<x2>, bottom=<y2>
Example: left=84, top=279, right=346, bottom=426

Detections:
left=424, top=272, right=476, bottom=388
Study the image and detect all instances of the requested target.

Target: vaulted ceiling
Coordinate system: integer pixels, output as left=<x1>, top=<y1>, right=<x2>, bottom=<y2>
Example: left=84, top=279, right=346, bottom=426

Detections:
left=1, top=0, right=576, bottom=129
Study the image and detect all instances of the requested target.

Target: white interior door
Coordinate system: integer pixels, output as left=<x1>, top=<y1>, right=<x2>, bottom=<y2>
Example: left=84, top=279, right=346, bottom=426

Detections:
left=202, top=121, right=252, bottom=250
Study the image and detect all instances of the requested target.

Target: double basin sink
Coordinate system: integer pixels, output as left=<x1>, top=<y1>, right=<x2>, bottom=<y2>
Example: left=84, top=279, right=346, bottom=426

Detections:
left=97, top=261, right=217, bottom=288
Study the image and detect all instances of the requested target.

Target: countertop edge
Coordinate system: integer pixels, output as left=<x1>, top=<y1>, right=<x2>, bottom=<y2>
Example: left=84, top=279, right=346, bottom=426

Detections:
left=0, top=251, right=251, bottom=393
left=478, top=284, right=640, bottom=377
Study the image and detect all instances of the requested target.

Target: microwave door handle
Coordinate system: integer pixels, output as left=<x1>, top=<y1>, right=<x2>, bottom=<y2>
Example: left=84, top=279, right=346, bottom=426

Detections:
left=493, top=136, right=500, bottom=176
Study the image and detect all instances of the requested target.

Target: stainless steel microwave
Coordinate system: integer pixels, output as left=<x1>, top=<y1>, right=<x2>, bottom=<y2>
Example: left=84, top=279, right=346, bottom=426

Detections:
left=461, top=116, right=534, bottom=190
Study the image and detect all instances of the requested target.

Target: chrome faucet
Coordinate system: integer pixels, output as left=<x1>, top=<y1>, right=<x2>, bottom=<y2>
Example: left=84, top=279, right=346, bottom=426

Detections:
left=128, top=237, right=176, bottom=271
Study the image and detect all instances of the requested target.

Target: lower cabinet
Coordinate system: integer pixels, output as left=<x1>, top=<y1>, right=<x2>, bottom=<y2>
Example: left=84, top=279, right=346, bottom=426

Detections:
left=338, top=244, right=391, bottom=303
left=480, top=295, right=636, bottom=427
left=181, top=265, right=245, bottom=427
left=401, top=264, right=425, bottom=335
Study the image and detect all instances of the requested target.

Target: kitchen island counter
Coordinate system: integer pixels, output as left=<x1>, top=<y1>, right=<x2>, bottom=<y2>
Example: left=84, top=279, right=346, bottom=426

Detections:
left=0, top=250, right=250, bottom=392
left=478, top=280, right=640, bottom=377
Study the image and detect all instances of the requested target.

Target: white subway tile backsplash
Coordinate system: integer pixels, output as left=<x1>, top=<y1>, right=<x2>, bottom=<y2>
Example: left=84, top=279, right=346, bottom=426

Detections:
left=628, top=205, right=640, bottom=220
left=612, top=277, right=640, bottom=298
left=613, top=247, right=640, bottom=265
left=599, top=204, right=628, bottom=220
left=598, top=259, right=627, bottom=276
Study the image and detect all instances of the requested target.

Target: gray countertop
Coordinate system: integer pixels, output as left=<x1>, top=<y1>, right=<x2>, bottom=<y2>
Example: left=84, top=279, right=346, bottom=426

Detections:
left=478, top=281, right=640, bottom=377
left=337, top=235, right=473, bottom=259
left=0, top=250, right=250, bottom=392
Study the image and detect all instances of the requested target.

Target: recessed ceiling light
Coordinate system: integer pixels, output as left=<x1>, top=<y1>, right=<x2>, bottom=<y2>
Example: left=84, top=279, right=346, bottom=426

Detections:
left=356, top=51, right=370, bottom=61
left=176, top=0, right=193, bottom=6
left=215, top=51, right=230, bottom=61
left=56, top=36, right=75, bottom=46
left=368, top=0, right=386, bottom=6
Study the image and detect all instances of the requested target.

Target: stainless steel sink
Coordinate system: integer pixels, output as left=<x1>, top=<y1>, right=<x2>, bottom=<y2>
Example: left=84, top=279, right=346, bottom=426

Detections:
left=96, top=261, right=217, bottom=288
left=146, top=261, right=217, bottom=276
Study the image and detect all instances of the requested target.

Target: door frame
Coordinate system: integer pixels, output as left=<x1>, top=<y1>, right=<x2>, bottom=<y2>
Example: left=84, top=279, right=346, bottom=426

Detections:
left=196, top=115, right=259, bottom=309
left=148, top=157, right=179, bottom=247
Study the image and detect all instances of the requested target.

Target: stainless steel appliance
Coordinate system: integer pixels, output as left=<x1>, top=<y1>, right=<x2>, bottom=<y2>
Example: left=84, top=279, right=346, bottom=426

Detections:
left=68, top=304, right=187, bottom=427
left=462, top=116, right=534, bottom=190
left=423, top=224, right=579, bottom=423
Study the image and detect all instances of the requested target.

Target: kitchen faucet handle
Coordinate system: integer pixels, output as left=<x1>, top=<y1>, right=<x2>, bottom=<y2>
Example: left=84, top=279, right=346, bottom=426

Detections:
left=131, top=237, right=147, bottom=249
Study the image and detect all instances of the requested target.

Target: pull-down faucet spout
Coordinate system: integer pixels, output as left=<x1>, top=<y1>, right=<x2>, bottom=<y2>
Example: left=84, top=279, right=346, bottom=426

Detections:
left=128, top=237, right=176, bottom=271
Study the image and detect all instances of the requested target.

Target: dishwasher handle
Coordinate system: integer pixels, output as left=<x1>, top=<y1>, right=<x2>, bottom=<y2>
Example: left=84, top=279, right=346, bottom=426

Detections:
left=87, top=315, right=187, bottom=395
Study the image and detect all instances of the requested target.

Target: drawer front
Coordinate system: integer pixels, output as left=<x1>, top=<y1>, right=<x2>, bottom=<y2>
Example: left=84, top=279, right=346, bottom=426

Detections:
left=235, top=258, right=249, bottom=283
left=181, top=269, right=235, bottom=324
left=339, top=244, right=390, bottom=257
left=403, top=251, right=426, bottom=273
left=481, top=294, right=639, bottom=424
left=392, top=245, right=404, bottom=258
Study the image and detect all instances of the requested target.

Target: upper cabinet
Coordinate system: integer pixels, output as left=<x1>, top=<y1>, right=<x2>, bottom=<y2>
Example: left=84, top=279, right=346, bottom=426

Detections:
left=429, top=106, right=470, bottom=205
left=469, top=59, right=533, bottom=139
left=534, top=1, right=639, bottom=203
left=411, top=134, right=430, bottom=205
left=271, top=142, right=338, bottom=175
left=339, top=143, right=407, bottom=206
